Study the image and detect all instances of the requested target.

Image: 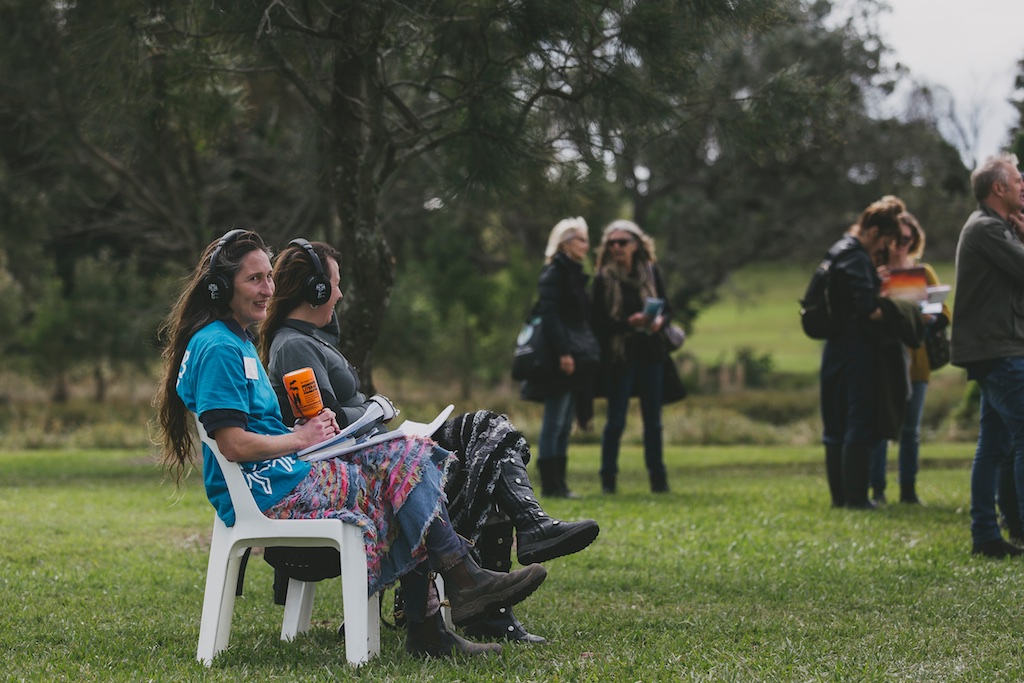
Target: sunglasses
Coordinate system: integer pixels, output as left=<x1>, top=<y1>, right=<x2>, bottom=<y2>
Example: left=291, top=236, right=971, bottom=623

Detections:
left=895, top=233, right=913, bottom=247
left=606, top=238, right=634, bottom=248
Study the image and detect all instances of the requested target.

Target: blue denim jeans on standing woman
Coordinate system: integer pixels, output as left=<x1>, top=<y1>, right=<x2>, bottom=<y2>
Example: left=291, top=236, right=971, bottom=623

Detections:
left=601, top=358, right=665, bottom=478
left=970, top=358, right=1024, bottom=544
left=539, top=391, right=575, bottom=461
left=870, top=380, right=928, bottom=493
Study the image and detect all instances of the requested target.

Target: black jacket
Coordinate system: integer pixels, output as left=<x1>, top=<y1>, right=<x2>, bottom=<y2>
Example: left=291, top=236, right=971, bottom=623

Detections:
left=828, top=234, right=882, bottom=330
left=521, top=253, right=597, bottom=404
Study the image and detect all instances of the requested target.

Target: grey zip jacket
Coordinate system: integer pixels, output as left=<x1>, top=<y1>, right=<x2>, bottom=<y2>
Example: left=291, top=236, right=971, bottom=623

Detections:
left=951, top=204, right=1024, bottom=365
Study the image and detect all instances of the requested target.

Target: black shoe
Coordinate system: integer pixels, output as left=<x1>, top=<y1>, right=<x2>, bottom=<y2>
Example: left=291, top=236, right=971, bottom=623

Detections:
left=972, top=538, right=1024, bottom=558
left=406, top=613, right=502, bottom=658
left=517, top=518, right=599, bottom=565
left=899, top=483, right=921, bottom=504
left=442, top=555, right=547, bottom=627
left=460, top=605, right=547, bottom=644
left=601, top=474, right=616, bottom=494
left=845, top=499, right=878, bottom=511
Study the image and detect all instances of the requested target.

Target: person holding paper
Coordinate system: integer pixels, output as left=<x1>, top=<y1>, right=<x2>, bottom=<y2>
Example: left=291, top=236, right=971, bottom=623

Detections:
left=155, top=230, right=548, bottom=659
left=260, top=239, right=599, bottom=644
left=869, top=211, right=950, bottom=505
left=591, top=219, right=686, bottom=494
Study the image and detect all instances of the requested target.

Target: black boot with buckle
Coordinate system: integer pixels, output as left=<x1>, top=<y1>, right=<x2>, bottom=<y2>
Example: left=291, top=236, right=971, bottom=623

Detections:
left=404, top=574, right=501, bottom=658
left=493, top=455, right=600, bottom=565
left=459, top=520, right=547, bottom=644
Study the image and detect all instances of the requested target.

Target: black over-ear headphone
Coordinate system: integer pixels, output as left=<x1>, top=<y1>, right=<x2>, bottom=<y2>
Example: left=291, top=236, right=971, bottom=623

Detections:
left=204, top=229, right=248, bottom=305
left=289, top=238, right=332, bottom=307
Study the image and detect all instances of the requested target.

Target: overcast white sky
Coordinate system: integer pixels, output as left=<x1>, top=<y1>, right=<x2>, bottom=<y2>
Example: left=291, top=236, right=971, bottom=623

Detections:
left=873, top=0, right=1022, bottom=164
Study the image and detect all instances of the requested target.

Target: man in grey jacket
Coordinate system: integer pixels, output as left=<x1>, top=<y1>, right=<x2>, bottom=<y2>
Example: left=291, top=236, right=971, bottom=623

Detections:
left=951, top=153, right=1024, bottom=558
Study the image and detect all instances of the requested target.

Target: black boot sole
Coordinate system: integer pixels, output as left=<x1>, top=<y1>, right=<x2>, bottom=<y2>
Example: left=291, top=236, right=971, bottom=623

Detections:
left=460, top=610, right=548, bottom=644
left=517, top=521, right=600, bottom=565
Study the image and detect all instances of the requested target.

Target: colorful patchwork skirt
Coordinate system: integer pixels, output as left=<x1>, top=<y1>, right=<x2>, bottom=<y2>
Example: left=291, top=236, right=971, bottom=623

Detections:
left=265, top=435, right=453, bottom=595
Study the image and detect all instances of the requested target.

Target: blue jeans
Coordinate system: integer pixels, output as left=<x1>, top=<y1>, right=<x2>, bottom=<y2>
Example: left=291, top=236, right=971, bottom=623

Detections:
left=601, top=359, right=665, bottom=477
left=870, top=380, right=928, bottom=491
left=539, top=391, right=574, bottom=461
left=971, top=358, right=1024, bottom=544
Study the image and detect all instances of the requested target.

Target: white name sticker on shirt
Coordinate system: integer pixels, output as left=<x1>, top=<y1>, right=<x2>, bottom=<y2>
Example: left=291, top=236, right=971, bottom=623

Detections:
left=243, top=356, right=260, bottom=380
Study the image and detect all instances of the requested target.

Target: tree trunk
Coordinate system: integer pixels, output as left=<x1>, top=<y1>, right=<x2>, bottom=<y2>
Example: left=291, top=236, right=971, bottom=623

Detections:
left=328, top=16, right=394, bottom=395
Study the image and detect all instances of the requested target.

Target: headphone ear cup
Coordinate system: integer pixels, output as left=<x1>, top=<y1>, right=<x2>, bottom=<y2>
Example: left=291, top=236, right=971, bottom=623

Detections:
left=303, top=271, right=332, bottom=306
left=205, top=272, right=234, bottom=305
left=206, top=228, right=247, bottom=306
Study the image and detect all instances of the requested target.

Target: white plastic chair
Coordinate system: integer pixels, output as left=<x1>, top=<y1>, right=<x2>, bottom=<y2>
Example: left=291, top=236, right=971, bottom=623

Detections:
left=193, top=416, right=380, bottom=666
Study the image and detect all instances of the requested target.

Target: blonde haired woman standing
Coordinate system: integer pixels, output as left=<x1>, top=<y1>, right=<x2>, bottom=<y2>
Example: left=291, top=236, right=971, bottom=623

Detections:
left=521, top=217, right=599, bottom=498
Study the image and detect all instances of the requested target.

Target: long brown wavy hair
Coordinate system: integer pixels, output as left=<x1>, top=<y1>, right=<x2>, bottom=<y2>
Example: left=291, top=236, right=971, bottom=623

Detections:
left=154, top=230, right=270, bottom=485
left=257, top=240, right=341, bottom=366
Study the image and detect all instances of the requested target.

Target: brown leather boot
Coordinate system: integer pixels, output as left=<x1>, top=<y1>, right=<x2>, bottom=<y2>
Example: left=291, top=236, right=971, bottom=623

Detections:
left=440, top=553, right=546, bottom=627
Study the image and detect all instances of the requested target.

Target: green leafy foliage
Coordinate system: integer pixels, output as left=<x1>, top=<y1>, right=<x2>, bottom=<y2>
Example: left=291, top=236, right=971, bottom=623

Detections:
left=0, top=0, right=996, bottom=395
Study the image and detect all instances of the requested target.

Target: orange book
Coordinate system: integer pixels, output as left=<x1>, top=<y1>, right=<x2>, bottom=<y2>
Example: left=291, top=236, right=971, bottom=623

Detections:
left=884, top=267, right=928, bottom=303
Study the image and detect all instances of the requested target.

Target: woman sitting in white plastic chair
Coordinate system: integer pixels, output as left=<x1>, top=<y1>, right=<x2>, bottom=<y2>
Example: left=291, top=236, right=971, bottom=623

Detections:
left=154, top=229, right=546, bottom=658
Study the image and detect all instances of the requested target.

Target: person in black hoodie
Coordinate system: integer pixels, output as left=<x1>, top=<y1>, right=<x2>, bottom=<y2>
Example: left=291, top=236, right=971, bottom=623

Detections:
left=521, top=217, right=600, bottom=498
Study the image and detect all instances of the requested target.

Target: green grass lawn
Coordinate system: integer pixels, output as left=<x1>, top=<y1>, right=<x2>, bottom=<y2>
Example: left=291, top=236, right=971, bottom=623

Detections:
left=7, top=440, right=1022, bottom=682
left=686, top=262, right=956, bottom=375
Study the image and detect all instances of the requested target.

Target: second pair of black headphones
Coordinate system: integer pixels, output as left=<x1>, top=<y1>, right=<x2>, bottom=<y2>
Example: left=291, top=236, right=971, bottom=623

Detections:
left=289, top=238, right=332, bottom=307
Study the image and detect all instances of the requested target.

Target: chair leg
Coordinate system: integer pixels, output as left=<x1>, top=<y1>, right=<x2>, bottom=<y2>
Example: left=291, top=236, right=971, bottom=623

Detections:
left=197, top=544, right=240, bottom=666
left=340, top=525, right=372, bottom=665
left=281, top=579, right=317, bottom=641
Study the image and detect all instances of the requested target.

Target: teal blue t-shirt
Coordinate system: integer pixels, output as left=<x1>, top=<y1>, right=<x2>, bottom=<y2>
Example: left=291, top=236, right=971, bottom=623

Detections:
left=176, top=320, right=311, bottom=526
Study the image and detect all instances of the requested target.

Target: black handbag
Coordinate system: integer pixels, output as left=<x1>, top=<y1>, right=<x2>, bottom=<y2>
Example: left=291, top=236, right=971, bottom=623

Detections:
left=566, top=325, right=600, bottom=366
left=511, top=310, right=551, bottom=381
left=924, top=323, right=950, bottom=370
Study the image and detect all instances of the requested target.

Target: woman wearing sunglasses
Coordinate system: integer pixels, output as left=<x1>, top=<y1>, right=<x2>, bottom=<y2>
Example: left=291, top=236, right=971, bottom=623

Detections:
left=592, top=220, right=685, bottom=494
